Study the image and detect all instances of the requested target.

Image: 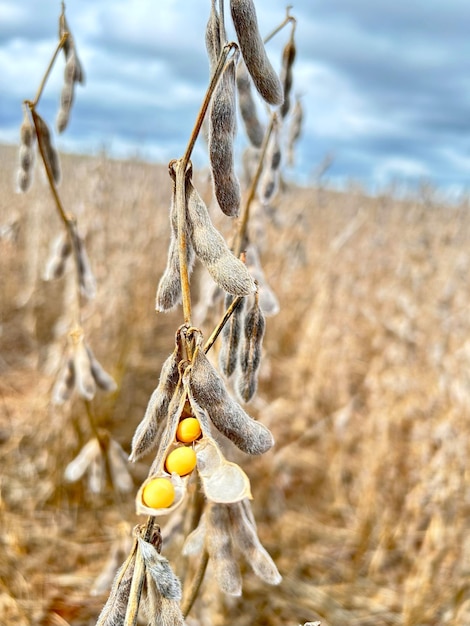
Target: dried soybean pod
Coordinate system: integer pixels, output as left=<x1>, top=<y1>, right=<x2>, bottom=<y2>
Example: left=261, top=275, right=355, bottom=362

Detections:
left=189, top=344, right=274, bottom=455
left=205, top=0, right=221, bottom=72
left=287, top=96, right=303, bottom=166
left=95, top=548, right=136, bottom=626
left=259, top=118, right=282, bottom=204
left=73, top=337, right=96, bottom=400
left=34, top=113, right=61, bottom=185
left=86, top=345, right=117, bottom=392
left=230, top=0, right=283, bottom=106
left=156, top=189, right=195, bottom=311
left=59, top=12, right=85, bottom=84
left=209, top=57, right=241, bottom=217
left=219, top=293, right=245, bottom=378
left=52, top=357, right=75, bottom=405
left=206, top=504, right=242, bottom=596
left=228, top=501, right=282, bottom=585
left=17, top=110, right=36, bottom=192
left=236, top=61, right=265, bottom=148
left=43, top=232, right=72, bottom=280
left=237, top=294, right=265, bottom=402
left=129, top=339, right=182, bottom=461
left=279, top=35, right=296, bottom=119
left=186, top=179, right=255, bottom=296
left=68, top=221, right=96, bottom=299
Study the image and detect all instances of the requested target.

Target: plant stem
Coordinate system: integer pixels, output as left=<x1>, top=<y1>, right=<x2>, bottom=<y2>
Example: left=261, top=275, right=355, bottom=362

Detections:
left=32, top=34, right=68, bottom=107
left=264, top=6, right=296, bottom=44
left=124, top=517, right=156, bottom=626
left=180, top=41, right=237, bottom=172
left=233, top=115, right=275, bottom=257
left=204, top=295, right=244, bottom=354
left=181, top=549, right=209, bottom=618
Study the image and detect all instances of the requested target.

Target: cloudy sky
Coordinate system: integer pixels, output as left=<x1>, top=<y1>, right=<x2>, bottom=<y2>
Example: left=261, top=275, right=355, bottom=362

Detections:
left=1, top=0, right=469, bottom=194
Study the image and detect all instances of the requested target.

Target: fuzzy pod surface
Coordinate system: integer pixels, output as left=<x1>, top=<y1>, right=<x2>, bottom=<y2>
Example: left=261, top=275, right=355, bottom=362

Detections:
left=230, top=0, right=283, bottom=106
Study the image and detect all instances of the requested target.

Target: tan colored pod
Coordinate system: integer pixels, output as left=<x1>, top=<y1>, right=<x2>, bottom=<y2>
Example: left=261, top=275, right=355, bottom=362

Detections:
left=236, top=61, right=265, bottom=148
left=186, top=179, right=256, bottom=296
left=230, top=0, right=283, bottom=106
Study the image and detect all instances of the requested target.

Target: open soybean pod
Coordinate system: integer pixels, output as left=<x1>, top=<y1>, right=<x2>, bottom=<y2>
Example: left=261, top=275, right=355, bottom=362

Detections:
left=230, top=0, right=283, bottom=106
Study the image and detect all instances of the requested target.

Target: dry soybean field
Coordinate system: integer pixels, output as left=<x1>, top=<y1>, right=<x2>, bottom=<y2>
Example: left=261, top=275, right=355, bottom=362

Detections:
left=1, top=142, right=470, bottom=625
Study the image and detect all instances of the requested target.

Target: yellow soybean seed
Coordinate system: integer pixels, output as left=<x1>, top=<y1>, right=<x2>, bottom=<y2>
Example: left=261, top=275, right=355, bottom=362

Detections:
left=142, top=477, right=175, bottom=509
left=176, top=418, right=202, bottom=443
left=165, top=446, right=197, bottom=476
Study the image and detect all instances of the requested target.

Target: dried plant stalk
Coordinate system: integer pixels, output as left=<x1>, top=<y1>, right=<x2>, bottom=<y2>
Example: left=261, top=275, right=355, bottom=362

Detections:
left=209, top=57, right=241, bottom=217
left=229, top=0, right=283, bottom=106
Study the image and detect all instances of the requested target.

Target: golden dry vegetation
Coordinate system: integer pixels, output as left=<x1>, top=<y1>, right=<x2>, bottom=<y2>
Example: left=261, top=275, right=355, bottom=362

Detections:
left=1, top=142, right=470, bottom=625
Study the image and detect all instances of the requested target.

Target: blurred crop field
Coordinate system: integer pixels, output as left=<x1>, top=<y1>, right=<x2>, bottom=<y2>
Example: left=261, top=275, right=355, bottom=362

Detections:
left=1, top=141, right=470, bottom=626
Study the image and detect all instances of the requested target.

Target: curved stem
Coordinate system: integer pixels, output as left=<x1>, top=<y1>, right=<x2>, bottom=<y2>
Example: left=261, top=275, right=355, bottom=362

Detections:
left=32, top=33, right=69, bottom=107
left=180, top=41, right=237, bottom=171
left=233, top=115, right=275, bottom=257
left=264, top=6, right=296, bottom=44
left=181, top=549, right=209, bottom=618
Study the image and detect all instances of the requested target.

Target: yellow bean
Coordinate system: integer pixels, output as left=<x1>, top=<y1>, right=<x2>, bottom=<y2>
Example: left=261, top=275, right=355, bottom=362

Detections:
left=142, top=477, right=175, bottom=508
left=165, top=446, right=197, bottom=476
left=176, top=418, right=202, bottom=443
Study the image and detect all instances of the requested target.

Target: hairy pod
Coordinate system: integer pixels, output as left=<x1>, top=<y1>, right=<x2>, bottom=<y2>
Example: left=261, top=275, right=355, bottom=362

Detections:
left=219, top=293, right=245, bottom=377
left=35, top=113, right=61, bottom=185
left=279, top=37, right=296, bottom=118
left=70, top=223, right=97, bottom=299
left=130, top=340, right=182, bottom=461
left=17, top=112, right=36, bottom=192
left=138, top=538, right=182, bottom=601
left=228, top=501, right=282, bottom=585
left=236, top=61, right=265, bottom=148
left=188, top=345, right=274, bottom=454
left=156, top=187, right=195, bottom=312
left=59, top=14, right=85, bottom=84
left=288, top=96, right=303, bottom=166
left=230, top=0, right=283, bottom=106
left=205, top=0, right=221, bottom=72
left=259, top=120, right=281, bottom=204
left=86, top=345, right=117, bottom=392
left=186, top=179, right=255, bottom=296
left=52, top=357, right=75, bottom=405
left=209, top=58, right=241, bottom=217
left=43, top=232, right=72, bottom=280
left=95, top=549, right=136, bottom=626
left=107, top=439, right=133, bottom=493
left=73, top=338, right=96, bottom=400
left=206, top=504, right=242, bottom=596
left=237, top=295, right=265, bottom=402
